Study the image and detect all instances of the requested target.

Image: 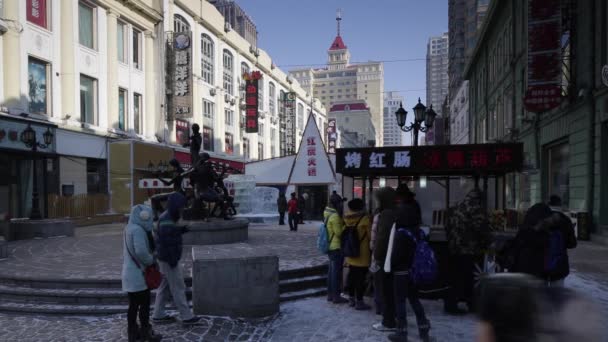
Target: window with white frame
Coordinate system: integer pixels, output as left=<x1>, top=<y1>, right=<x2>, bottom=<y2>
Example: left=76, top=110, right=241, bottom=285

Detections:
left=297, top=103, right=304, bottom=129
left=117, top=21, right=127, bottom=63
left=173, top=14, right=190, bottom=32
left=271, top=128, right=276, bottom=156
left=258, top=142, right=264, bottom=160
left=225, top=108, right=234, bottom=126
left=259, top=122, right=264, bottom=136
left=118, top=88, right=127, bottom=131
left=80, top=74, right=97, bottom=125
left=132, top=28, right=142, bottom=70
left=242, top=138, right=250, bottom=159
left=201, top=34, right=214, bottom=84
left=269, top=82, right=276, bottom=116
left=78, top=2, right=96, bottom=49
left=133, top=93, right=142, bottom=134
left=203, top=100, right=214, bottom=120
left=223, top=50, right=234, bottom=95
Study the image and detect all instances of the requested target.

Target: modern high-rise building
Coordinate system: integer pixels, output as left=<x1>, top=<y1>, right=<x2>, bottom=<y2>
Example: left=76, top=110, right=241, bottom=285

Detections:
left=383, top=92, right=404, bottom=146
left=426, top=33, right=449, bottom=117
left=449, top=0, right=490, bottom=102
left=290, top=11, right=385, bottom=146
left=208, top=0, right=257, bottom=47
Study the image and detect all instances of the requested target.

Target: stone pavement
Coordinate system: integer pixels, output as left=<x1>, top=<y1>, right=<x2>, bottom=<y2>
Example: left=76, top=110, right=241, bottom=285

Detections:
left=0, top=222, right=326, bottom=280
left=1, top=225, right=608, bottom=341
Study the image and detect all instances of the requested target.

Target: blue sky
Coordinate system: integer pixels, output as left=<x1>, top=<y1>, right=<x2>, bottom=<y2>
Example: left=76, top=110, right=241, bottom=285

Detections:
left=237, top=0, right=448, bottom=124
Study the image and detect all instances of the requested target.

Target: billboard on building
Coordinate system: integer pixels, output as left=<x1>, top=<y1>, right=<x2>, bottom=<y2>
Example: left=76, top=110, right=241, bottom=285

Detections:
left=523, top=0, right=562, bottom=113
left=244, top=71, right=262, bottom=133
left=166, top=31, right=193, bottom=120
left=327, top=118, right=337, bottom=153
left=284, top=92, right=296, bottom=154
left=27, top=0, right=47, bottom=28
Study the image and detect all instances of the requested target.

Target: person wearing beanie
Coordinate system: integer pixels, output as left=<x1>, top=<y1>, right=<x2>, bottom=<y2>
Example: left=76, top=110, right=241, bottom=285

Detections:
left=344, top=198, right=372, bottom=310
left=152, top=192, right=201, bottom=325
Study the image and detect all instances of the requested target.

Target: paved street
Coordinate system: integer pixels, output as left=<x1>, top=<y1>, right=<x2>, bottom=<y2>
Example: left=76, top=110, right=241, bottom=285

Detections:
left=1, top=224, right=608, bottom=341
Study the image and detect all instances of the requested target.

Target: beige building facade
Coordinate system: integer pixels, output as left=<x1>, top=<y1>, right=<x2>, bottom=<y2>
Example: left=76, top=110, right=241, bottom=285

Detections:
left=290, top=14, right=384, bottom=146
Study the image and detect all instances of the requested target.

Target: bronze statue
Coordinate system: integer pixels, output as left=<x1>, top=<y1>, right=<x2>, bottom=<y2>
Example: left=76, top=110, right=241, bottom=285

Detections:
left=183, top=123, right=202, bottom=166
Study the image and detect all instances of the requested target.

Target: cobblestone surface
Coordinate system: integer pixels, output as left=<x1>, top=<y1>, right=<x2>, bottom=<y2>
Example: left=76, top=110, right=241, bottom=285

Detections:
left=0, top=222, right=326, bottom=280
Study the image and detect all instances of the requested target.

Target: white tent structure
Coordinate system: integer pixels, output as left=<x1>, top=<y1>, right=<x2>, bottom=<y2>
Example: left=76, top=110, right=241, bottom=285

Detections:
left=245, top=115, right=339, bottom=219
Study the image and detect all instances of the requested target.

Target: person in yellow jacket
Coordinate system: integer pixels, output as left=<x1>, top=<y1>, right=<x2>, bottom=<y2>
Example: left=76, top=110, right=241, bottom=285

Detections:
left=324, top=202, right=347, bottom=303
left=344, top=198, right=372, bottom=310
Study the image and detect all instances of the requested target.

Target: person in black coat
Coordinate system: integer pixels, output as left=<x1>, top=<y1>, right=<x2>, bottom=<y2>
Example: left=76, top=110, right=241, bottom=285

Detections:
left=277, top=193, right=288, bottom=225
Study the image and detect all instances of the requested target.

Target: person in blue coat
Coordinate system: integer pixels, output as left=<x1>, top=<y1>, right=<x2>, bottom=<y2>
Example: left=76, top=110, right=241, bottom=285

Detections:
left=122, top=204, right=162, bottom=342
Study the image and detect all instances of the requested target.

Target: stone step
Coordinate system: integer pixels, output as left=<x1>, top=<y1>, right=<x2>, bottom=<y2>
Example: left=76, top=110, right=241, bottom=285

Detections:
left=279, top=287, right=327, bottom=303
left=279, top=275, right=326, bottom=294
left=0, top=301, right=129, bottom=315
left=279, top=264, right=328, bottom=281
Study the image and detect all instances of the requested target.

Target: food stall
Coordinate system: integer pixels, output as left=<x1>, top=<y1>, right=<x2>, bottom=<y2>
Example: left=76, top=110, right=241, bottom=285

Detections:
left=335, top=143, right=524, bottom=299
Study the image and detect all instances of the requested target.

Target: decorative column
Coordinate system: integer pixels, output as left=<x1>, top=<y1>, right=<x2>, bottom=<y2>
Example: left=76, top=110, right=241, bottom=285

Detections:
left=144, top=30, right=156, bottom=137
left=59, top=0, right=76, bottom=118
left=106, top=9, right=119, bottom=130
left=2, top=0, right=22, bottom=110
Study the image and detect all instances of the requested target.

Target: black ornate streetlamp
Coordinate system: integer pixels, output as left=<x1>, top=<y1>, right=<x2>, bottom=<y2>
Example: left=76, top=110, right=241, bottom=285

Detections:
left=20, top=124, right=53, bottom=219
left=395, top=98, right=437, bottom=146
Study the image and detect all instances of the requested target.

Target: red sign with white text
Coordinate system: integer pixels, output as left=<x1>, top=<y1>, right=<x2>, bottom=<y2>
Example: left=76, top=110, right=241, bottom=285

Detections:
left=244, top=71, right=262, bottom=133
left=27, top=0, right=47, bottom=28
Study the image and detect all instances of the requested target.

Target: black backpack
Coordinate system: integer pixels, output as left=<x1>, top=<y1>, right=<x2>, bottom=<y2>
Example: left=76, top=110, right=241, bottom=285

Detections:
left=341, top=216, right=366, bottom=257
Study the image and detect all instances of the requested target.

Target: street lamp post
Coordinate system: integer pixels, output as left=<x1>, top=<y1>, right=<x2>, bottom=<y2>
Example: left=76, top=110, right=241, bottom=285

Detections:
left=20, top=124, right=54, bottom=220
left=395, top=98, right=437, bottom=146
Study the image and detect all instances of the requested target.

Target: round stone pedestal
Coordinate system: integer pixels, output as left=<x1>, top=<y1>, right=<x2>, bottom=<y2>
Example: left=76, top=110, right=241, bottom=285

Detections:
left=7, top=219, right=74, bottom=241
left=182, top=218, right=249, bottom=245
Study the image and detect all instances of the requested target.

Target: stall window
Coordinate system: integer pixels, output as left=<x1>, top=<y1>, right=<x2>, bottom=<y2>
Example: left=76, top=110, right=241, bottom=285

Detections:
left=545, top=142, right=569, bottom=207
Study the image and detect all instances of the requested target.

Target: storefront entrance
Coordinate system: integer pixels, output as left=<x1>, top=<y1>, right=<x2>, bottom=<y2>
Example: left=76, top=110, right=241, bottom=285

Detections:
left=297, top=185, right=328, bottom=221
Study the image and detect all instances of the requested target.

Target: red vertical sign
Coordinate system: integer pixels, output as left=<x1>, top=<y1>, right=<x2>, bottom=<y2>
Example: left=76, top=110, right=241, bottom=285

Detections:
left=524, top=0, right=562, bottom=112
left=244, top=71, right=262, bottom=133
left=27, top=0, right=47, bottom=29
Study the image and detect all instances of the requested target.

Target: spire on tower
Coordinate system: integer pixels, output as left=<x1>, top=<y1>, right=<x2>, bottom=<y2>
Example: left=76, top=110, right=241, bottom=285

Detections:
left=336, top=8, right=342, bottom=37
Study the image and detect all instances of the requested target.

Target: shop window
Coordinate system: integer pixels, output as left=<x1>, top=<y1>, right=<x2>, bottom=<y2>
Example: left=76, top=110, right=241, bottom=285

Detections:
left=80, top=74, right=97, bottom=125
left=117, top=21, right=128, bottom=63
left=78, top=2, right=96, bottom=49
left=28, top=57, right=51, bottom=115
left=87, top=159, right=107, bottom=194
left=133, top=93, right=142, bottom=134
left=545, top=141, right=569, bottom=207
left=118, top=88, right=127, bottom=131
left=27, top=0, right=49, bottom=29
left=203, top=126, right=214, bottom=152
left=225, top=133, right=234, bottom=155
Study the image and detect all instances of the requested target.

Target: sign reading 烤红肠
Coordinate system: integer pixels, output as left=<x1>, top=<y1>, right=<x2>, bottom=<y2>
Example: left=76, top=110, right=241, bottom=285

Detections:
left=244, top=71, right=262, bottom=133
left=335, top=143, right=524, bottom=177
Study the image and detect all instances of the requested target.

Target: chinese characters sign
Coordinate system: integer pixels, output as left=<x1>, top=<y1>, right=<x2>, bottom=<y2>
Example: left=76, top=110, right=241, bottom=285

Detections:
left=336, top=143, right=523, bottom=176
left=327, top=118, right=337, bottom=153
left=307, top=137, right=317, bottom=176
left=284, top=92, right=296, bottom=154
left=170, top=31, right=193, bottom=119
left=244, top=71, right=262, bottom=133
left=27, top=0, right=47, bottom=28
left=524, top=0, right=562, bottom=113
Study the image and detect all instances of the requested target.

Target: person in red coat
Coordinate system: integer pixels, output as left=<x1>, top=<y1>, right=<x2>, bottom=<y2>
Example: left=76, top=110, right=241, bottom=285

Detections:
left=287, top=192, right=299, bottom=232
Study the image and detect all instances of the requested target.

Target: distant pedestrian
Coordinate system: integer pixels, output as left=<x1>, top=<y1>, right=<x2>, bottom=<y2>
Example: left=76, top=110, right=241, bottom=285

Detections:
left=330, top=190, right=344, bottom=217
left=152, top=192, right=201, bottom=325
left=372, top=187, right=399, bottom=332
left=324, top=200, right=347, bottom=303
left=389, top=184, right=430, bottom=342
left=343, top=198, right=372, bottom=310
left=445, top=188, right=491, bottom=314
left=277, top=192, right=288, bottom=226
left=122, top=204, right=162, bottom=342
left=511, top=202, right=576, bottom=287
left=287, top=193, right=299, bottom=231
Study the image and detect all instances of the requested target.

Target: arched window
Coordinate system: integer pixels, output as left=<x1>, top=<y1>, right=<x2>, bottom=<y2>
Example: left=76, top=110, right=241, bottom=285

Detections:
left=223, top=50, right=233, bottom=95
left=201, top=34, right=214, bottom=84
left=173, top=14, right=190, bottom=33
left=268, top=82, right=276, bottom=117
left=241, top=62, right=250, bottom=77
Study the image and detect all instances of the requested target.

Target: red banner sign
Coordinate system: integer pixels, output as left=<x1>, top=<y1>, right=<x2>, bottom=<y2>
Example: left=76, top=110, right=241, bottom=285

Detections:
left=175, top=119, right=189, bottom=145
left=27, top=0, right=47, bottom=28
left=524, top=0, right=562, bottom=113
left=244, top=71, right=262, bottom=133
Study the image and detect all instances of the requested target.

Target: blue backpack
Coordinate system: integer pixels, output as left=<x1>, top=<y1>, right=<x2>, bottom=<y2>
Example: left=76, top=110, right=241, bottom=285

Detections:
left=402, top=229, right=438, bottom=285
left=317, top=216, right=334, bottom=254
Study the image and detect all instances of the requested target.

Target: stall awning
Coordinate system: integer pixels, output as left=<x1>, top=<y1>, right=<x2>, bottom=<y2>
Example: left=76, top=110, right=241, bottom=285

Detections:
left=335, top=143, right=524, bottom=177
left=174, top=150, right=245, bottom=174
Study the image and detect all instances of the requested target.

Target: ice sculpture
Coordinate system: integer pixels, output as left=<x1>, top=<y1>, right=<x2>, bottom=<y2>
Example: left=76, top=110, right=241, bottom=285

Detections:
left=226, top=175, right=256, bottom=214
left=251, top=187, right=279, bottom=214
